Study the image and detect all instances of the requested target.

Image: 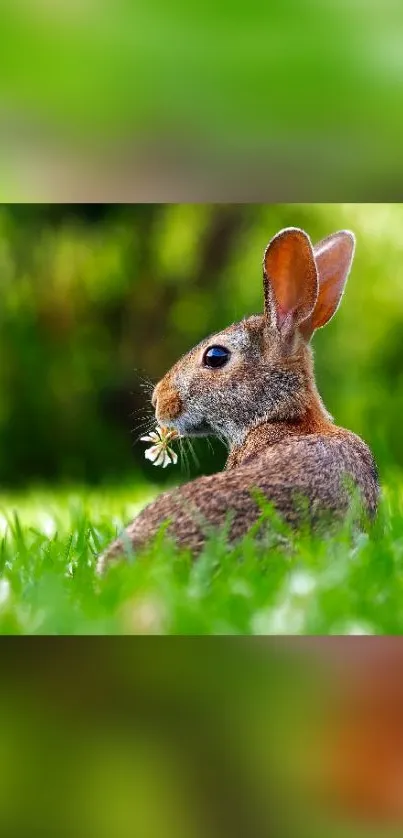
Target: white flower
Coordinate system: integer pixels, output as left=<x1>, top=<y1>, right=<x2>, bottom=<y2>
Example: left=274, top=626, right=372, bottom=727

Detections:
left=140, top=425, right=179, bottom=468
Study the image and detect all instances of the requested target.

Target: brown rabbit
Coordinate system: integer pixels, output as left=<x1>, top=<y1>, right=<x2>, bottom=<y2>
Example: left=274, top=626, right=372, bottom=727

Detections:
left=97, top=227, right=379, bottom=573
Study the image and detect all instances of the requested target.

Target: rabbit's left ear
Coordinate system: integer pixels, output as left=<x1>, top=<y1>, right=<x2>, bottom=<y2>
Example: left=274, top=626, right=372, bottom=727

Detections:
left=263, top=228, right=318, bottom=338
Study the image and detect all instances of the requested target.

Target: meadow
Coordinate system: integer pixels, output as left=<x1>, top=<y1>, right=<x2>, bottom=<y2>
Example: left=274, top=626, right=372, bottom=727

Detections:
left=0, top=474, right=401, bottom=635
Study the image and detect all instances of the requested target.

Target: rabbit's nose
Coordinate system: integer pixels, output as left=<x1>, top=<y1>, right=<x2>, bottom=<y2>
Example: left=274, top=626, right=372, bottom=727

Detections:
left=151, top=385, right=159, bottom=409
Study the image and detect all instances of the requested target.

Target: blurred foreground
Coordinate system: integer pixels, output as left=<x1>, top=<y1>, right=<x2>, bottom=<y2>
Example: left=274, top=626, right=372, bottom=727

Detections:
left=1, top=639, right=403, bottom=836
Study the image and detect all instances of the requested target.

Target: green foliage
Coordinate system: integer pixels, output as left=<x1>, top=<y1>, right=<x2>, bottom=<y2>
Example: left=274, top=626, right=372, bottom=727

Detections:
left=0, top=203, right=402, bottom=485
left=0, top=479, right=402, bottom=635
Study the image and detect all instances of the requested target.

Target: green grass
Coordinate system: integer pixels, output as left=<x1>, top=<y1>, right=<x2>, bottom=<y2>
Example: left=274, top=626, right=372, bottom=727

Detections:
left=0, top=477, right=402, bottom=634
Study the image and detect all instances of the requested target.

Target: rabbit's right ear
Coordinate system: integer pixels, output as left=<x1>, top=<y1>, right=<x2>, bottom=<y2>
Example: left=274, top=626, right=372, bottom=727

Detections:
left=263, top=227, right=319, bottom=338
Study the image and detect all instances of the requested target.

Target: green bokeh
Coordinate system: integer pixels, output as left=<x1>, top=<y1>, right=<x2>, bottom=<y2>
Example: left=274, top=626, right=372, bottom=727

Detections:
left=0, top=203, right=400, bottom=487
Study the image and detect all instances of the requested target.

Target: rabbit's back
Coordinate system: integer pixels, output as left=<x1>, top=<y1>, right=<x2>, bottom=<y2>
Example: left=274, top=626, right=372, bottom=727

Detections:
left=247, top=430, right=378, bottom=522
left=100, top=430, right=378, bottom=565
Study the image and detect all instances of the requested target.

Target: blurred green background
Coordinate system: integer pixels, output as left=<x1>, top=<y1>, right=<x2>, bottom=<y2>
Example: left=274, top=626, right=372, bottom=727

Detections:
left=0, top=202, right=401, bottom=489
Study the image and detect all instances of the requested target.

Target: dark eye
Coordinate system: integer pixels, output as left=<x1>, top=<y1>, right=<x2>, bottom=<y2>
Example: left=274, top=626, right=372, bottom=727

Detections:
left=203, top=345, right=230, bottom=369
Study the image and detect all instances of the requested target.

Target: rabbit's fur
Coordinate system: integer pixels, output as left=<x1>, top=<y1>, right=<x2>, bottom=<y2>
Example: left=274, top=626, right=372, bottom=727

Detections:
left=97, top=227, right=379, bottom=572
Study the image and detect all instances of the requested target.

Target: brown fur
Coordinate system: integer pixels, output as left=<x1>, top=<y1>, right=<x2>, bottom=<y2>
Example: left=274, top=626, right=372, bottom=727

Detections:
left=97, top=227, right=379, bottom=573
left=152, top=380, right=182, bottom=420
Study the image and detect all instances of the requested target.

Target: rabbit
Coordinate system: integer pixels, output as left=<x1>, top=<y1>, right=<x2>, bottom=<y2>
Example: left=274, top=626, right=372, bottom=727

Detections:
left=97, top=227, right=379, bottom=573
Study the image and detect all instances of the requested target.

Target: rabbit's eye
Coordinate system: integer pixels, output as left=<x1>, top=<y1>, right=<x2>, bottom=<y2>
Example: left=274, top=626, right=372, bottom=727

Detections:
left=203, top=345, right=230, bottom=369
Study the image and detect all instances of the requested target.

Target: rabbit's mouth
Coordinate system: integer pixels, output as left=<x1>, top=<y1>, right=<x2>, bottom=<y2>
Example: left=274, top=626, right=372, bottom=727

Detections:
left=153, top=379, right=211, bottom=436
left=164, top=413, right=211, bottom=438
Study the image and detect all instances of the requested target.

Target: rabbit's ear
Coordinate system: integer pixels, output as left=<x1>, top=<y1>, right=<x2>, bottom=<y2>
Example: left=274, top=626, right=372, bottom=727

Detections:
left=300, top=231, right=355, bottom=340
left=263, top=227, right=318, bottom=338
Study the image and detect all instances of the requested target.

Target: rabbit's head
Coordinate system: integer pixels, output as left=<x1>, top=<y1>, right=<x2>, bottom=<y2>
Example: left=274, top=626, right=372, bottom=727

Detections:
left=152, top=228, right=355, bottom=445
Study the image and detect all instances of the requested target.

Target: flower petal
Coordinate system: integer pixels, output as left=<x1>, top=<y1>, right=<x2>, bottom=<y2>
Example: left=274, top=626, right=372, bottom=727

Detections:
left=161, top=452, right=171, bottom=468
left=167, top=447, right=178, bottom=465
left=144, top=445, right=160, bottom=462
left=140, top=435, right=155, bottom=443
left=152, top=449, right=166, bottom=467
